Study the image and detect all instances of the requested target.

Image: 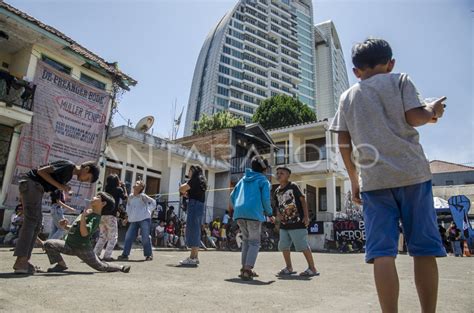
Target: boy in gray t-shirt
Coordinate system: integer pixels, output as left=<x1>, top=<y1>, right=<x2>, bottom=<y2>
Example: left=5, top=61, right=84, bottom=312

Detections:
left=330, top=38, right=446, bottom=313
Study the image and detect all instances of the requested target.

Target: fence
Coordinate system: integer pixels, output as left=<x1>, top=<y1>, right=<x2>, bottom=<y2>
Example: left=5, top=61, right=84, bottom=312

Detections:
left=0, top=72, right=36, bottom=111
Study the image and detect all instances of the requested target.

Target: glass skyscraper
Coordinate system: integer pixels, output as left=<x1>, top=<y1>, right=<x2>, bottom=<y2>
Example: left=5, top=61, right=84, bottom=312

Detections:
left=184, top=0, right=317, bottom=135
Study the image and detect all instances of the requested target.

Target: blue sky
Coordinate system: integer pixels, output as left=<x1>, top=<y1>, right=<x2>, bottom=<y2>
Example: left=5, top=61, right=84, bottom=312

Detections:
left=7, top=0, right=474, bottom=164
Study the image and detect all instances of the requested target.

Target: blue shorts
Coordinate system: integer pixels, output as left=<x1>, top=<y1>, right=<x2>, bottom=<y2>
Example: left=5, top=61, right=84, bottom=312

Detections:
left=362, top=180, right=446, bottom=263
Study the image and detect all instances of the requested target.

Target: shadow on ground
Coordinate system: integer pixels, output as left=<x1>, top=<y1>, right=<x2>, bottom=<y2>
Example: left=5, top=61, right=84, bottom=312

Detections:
left=276, top=275, right=313, bottom=281
left=225, top=278, right=275, bottom=285
left=166, top=264, right=198, bottom=268
left=0, top=271, right=95, bottom=279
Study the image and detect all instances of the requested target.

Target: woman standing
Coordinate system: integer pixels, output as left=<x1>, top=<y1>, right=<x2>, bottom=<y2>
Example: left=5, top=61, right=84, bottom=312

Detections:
left=94, top=174, right=127, bottom=261
left=118, top=180, right=156, bottom=261
left=178, top=165, right=207, bottom=266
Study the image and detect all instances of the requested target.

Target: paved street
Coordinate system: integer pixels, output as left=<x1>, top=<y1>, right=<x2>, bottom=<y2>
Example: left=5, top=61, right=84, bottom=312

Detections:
left=0, top=248, right=472, bottom=312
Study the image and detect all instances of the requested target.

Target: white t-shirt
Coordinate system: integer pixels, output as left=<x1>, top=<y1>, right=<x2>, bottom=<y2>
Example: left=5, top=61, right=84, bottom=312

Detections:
left=223, top=214, right=230, bottom=224
left=126, top=193, right=156, bottom=222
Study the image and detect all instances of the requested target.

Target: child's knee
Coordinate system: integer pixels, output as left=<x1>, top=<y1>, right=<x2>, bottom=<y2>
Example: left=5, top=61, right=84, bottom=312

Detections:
left=373, top=256, right=396, bottom=266
left=43, top=240, right=54, bottom=250
left=413, top=255, right=437, bottom=263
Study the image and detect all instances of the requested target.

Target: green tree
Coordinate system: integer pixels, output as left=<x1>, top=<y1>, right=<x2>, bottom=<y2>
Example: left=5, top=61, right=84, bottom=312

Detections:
left=252, top=94, right=317, bottom=130
left=193, top=111, right=244, bottom=135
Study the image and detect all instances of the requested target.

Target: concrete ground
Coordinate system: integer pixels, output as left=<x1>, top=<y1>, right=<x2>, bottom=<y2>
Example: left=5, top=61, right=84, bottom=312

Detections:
left=0, top=248, right=472, bottom=312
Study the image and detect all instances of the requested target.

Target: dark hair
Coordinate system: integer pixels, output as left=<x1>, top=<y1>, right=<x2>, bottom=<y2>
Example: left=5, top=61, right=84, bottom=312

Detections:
left=97, top=191, right=115, bottom=211
left=351, top=38, right=392, bottom=70
left=251, top=156, right=269, bottom=173
left=190, top=165, right=207, bottom=191
left=81, top=161, right=100, bottom=183
left=276, top=166, right=291, bottom=174
left=104, top=174, right=120, bottom=193
left=50, top=189, right=64, bottom=204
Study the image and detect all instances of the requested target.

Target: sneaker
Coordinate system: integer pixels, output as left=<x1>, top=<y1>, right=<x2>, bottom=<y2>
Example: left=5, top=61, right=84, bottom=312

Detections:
left=102, top=257, right=115, bottom=262
left=121, top=265, right=131, bottom=273
left=179, top=257, right=199, bottom=266
left=145, top=256, right=153, bottom=261
left=117, top=255, right=129, bottom=261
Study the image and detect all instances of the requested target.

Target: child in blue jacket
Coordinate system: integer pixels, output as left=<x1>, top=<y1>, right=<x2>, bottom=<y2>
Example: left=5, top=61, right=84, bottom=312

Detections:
left=230, top=156, right=273, bottom=280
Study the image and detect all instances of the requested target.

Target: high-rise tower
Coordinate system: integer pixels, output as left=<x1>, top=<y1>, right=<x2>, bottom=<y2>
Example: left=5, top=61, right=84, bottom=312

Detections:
left=184, top=0, right=317, bottom=135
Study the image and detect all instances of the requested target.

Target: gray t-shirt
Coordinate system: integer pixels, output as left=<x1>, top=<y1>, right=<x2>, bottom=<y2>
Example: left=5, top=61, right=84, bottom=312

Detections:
left=329, top=73, right=432, bottom=192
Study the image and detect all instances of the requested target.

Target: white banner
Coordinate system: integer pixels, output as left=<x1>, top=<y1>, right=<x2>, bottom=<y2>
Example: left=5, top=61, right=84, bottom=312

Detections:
left=4, top=61, right=110, bottom=211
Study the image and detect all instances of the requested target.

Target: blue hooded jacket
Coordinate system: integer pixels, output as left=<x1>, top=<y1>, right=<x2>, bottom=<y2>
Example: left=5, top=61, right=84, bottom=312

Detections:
left=230, top=168, right=273, bottom=222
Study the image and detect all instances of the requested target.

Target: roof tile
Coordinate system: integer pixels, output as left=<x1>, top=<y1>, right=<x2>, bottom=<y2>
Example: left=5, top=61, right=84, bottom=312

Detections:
left=430, top=160, right=474, bottom=174
left=0, top=1, right=137, bottom=87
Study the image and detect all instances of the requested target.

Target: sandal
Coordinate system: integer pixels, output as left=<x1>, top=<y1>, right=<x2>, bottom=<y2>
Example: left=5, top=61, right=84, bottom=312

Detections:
left=239, top=268, right=259, bottom=278
left=240, top=269, right=253, bottom=281
left=30, top=264, right=45, bottom=273
left=277, top=267, right=296, bottom=276
left=299, top=268, right=320, bottom=277
left=47, top=264, right=68, bottom=273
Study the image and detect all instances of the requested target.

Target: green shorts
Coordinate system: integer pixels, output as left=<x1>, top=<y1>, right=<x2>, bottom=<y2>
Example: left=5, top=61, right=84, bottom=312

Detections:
left=278, top=228, right=309, bottom=252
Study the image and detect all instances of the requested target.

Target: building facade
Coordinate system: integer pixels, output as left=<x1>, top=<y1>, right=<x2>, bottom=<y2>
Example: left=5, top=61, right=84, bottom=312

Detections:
left=314, top=20, right=350, bottom=120
left=175, top=123, right=276, bottom=217
left=105, top=126, right=228, bottom=223
left=0, top=2, right=136, bottom=228
left=430, top=160, right=474, bottom=214
left=184, top=0, right=317, bottom=135
left=268, top=120, right=349, bottom=221
left=430, top=160, right=474, bottom=186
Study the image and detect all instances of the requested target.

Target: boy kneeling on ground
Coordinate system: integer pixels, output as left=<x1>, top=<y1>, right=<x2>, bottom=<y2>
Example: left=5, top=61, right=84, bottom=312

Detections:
left=44, top=192, right=130, bottom=273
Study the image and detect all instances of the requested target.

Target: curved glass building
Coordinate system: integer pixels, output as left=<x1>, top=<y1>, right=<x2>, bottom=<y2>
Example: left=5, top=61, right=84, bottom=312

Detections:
left=184, top=0, right=317, bottom=135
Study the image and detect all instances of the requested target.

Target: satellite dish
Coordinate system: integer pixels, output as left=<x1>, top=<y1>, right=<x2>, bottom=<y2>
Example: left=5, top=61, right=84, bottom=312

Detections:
left=135, top=116, right=155, bottom=133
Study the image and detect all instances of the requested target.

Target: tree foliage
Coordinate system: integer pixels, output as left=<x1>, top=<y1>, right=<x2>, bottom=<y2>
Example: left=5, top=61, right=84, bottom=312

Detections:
left=252, top=94, right=317, bottom=130
left=193, top=111, right=244, bottom=135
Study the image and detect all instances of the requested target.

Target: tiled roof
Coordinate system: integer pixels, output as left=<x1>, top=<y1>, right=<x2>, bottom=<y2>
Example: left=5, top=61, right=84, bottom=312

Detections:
left=267, top=119, right=328, bottom=132
left=0, top=1, right=137, bottom=88
left=430, top=160, right=474, bottom=174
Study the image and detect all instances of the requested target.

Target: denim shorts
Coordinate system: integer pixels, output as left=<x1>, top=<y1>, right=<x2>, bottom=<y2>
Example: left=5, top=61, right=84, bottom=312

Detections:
left=185, top=199, right=205, bottom=248
left=278, top=228, right=309, bottom=252
left=362, top=180, right=446, bottom=263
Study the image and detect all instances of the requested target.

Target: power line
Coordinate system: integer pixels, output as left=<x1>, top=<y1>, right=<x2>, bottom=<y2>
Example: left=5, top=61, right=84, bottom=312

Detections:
left=113, top=108, right=132, bottom=126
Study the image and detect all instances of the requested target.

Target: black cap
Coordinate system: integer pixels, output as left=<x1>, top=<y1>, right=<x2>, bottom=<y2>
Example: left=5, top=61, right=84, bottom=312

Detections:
left=276, top=166, right=291, bottom=174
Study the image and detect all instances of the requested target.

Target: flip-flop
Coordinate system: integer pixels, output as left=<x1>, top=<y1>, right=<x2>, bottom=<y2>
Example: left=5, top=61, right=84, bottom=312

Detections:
left=30, top=264, right=45, bottom=273
left=276, top=267, right=297, bottom=277
left=299, top=268, right=320, bottom=277
left=47, top=264, right=68, bottom=273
